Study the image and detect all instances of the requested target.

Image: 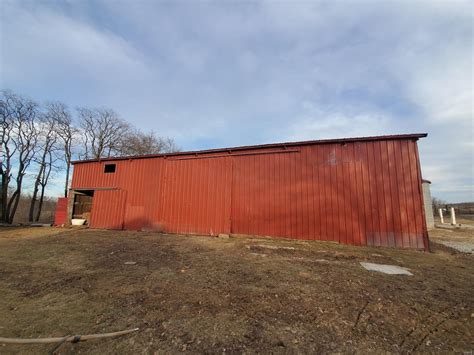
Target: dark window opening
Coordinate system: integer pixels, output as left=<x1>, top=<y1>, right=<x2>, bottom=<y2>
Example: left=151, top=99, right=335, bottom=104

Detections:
left=104, top=164, right=116, bottom=173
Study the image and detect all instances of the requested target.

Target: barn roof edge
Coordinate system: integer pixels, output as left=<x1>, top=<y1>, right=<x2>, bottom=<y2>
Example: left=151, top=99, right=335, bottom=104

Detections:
left=72, top=133, right=428, bottom=164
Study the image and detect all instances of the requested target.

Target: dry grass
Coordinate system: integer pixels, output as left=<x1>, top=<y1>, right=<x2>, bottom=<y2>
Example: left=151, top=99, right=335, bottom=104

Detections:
left=0, top=227, right=473, bottom=353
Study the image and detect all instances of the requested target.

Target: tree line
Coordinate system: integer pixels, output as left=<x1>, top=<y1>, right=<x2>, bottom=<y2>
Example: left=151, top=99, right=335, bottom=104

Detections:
left=0, top=89, right=178, bottom=224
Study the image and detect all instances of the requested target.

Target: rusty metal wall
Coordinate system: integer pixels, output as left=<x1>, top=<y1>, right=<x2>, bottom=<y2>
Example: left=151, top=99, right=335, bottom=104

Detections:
left=157, top=157, right=232, bottom=235
left=90, top=190, right=127, bottom=229
left=53, top=197, right=68, bottom=226
left=71, top=137, right=428, bottom=249
left=230, top=141, right=427, bottom=249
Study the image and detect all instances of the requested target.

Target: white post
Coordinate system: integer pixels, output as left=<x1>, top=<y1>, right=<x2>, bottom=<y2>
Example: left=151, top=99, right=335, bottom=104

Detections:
left=438, top=208, right=444, bottom=224
left=450, top=207, right=456, bottom=225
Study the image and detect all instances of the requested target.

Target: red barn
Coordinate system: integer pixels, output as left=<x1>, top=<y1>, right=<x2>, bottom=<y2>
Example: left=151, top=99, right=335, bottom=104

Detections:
left=68, top=134, right=429, bottom=250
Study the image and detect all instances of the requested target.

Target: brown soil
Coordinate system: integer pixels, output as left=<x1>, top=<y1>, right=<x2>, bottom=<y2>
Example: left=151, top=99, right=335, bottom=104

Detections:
left=0, top=227, right=472, bottom=353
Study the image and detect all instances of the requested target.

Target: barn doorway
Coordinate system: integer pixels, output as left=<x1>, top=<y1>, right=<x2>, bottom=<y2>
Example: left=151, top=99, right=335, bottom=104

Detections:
left=72, top=190, right=94, bottom=224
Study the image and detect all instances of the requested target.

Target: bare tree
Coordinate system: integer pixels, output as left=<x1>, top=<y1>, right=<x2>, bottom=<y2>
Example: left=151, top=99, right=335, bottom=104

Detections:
left=0, top=91, right=15, bottom=222
left=34, top=149, right=57, bottom=222
left=49, top=102, right=75, bottom=197
left=28, top=110, right=59, bottom=222
left=2, top=89, right=180, bottom=224
left=159, top=136, right=180, bottom=154
left=0, top=91, right=39, bottom=223
left=78, top=107, right=130, bottom=159
left=432, top=197, right=446, bottom=213
left=119, top=129, right=180, bottom=156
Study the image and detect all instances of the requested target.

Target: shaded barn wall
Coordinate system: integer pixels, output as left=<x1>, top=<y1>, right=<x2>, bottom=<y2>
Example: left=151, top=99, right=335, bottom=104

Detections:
left=71, top=139, right=428, bottom=249
left=53, top=197, right=68, bottom=226
left=422, top=182, right=435, bottom=230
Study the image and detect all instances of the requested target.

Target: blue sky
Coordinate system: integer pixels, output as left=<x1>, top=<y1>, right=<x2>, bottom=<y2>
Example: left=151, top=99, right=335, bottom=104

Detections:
left=1, top=0, right=473, bottom=202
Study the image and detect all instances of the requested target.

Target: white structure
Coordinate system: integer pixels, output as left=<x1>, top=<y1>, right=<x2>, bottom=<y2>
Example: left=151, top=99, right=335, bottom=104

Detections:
left=422, top=179, right=435, bottom=230
left=450, top=207, right=456, bottom=225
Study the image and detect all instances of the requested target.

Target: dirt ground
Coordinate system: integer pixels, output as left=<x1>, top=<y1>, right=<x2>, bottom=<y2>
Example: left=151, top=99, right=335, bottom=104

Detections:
left=0, top=227, right=472, bottom=354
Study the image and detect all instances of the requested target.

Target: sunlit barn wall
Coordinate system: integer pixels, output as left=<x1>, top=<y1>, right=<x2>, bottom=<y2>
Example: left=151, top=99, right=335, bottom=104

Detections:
left=71, top=135, right=429, bottom=250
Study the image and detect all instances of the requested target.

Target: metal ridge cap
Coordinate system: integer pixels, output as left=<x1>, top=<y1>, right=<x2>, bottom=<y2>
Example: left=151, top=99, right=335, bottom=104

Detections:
left=72, top=133, right=428, bottom=164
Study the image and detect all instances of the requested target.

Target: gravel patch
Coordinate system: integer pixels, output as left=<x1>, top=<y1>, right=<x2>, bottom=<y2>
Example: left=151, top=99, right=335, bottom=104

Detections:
left=437, top=241, right=474, bottom=254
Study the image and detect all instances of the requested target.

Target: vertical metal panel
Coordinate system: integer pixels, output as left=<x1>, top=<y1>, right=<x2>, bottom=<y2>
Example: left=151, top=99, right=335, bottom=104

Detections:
left=337, top=144, right=346, bottom=243
left=157, top=157, right=232, bottom=235
left=231, top=150, right=308, bottom=239
left=229, top=140, right=426, bottom=248
left=70, top=137, right=428, bottom=250
left=90, top=189, right=126, bottom=229
left=53, top=197, right=68, bottom=226
left=71, top=160, right=125, bottom=189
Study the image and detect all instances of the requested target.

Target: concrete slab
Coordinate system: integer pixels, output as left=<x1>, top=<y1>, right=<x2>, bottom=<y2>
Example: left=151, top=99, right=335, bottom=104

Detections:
left=360, top=262, right=413, bottom=276
left=249, top=245, right=296, bottom=250
left=436, top=241, right=474, bottom=254
left=436, top=224, right=474, bottom=230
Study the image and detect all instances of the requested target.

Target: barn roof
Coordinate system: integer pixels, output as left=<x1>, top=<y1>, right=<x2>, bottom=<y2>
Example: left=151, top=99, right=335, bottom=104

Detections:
left=72, top=133, right=427, bottom=164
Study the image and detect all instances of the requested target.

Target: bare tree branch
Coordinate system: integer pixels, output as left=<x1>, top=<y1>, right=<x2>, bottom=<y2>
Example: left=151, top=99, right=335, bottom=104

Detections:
left=2, top=90, right=180, bottom=224
left=47, top=102, right=76, bottom=197
left=77, top=107, right=130, bottom=159
left=1, top=91, right=39, bottom=223
left=118, top=129, right=180, bottom=156
left=29, top=108, right=59, bottom=222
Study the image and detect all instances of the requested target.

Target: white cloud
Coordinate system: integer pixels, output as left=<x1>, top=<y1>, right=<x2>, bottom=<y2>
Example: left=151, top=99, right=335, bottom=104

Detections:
left=1, top=0, right=473, bottom=202
left=283, top=102, right=392, bottom=141
left=2, top=3, right=149, bottom=95
left=398, top=33, right=472, bottom=125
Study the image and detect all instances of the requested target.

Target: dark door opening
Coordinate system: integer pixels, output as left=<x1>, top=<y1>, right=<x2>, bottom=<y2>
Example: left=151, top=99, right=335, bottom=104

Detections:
left=72, top=190, right=94, bottom=223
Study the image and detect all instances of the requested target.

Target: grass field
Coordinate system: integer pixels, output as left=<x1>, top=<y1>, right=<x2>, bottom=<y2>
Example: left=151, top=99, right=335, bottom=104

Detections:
left=0, top=227, right=472, bottom=353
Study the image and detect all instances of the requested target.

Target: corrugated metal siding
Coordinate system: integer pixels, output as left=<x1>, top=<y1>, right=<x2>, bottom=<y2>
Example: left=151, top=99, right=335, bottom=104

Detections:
left=122, top=158, right=164, bottom=230
left=90, top=190, right=127, bottom=229
left=70, top=138, right=428, bottom=249
left=53, top=197, right=68, bottom=226
left=158, top=157, right=232, bottom=235
left=229, top=141, right=426, bottom=248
